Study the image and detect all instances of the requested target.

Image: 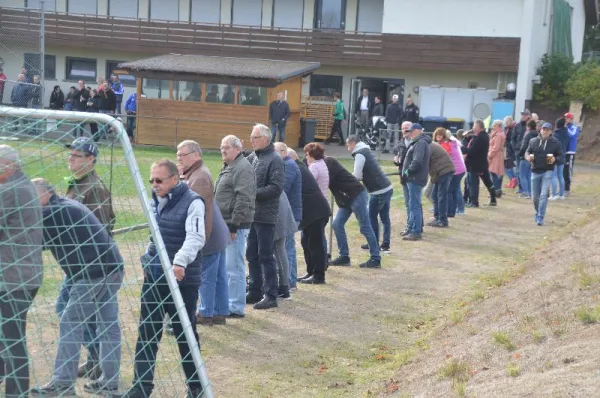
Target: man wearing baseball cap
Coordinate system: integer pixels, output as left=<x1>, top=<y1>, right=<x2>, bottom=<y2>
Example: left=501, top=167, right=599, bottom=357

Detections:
left=525, top=122, right=563, bottom=226
left=58, top=137, right=115, bottom=380
left=386, top=94, right=403, bottom=150
left=563, top=112, right=581, bottom=196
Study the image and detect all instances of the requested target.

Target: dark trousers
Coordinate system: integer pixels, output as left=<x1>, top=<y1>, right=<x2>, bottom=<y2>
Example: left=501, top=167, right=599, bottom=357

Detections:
left=564, top=153, right=575, bottom=192
left=127, top=115, right=136, bottom=138
left=0, top=288, right=38, bottom=397
left=301, top=217, right=328, bottom=280
left=329, top=119, right=344, bottom=143
left=432, top=171, right=453, bottom=225
left=132, top=275, right=202, bottom=395
left=468, top=171, right=496, bottom=206
left=246, top=222, right=278, bottom=300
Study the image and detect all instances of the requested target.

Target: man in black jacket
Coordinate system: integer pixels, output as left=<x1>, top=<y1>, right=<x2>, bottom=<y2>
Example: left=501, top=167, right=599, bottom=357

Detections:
left=464, top=119, right=496, bottom=207
left=393, top=121, right=413, bottom=231
left=325, top=155, right=381, bottom=268
left=287, top=148, right=331, bottom=284
left=404, top=97, right=420, bottom=123
left=402, top=124, right=430, bottom=241
left=30, top=179, right=124, bottom=397
left=511, top=109, right=531, bottom=193
left=355, top=88, right=372, bottom=127
left=386, top=94, right=403, bottom=149
left=525, top=122, right=563, bottom=226
left=73, top=80, right=90, bottom=137
left=269, top=92, right=291, bottom=143
left=246, top=124, right=284, bottom=309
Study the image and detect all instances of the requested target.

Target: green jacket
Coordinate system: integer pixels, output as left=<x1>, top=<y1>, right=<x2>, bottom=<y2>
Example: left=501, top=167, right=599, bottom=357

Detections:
left=334, top=100, right=345, bottom=121
left=66, top=169, right=115, bottom=234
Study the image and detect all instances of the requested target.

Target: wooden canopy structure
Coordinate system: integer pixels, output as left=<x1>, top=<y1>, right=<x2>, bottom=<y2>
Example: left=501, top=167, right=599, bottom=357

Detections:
left=118, top=54, right=320, bottom=149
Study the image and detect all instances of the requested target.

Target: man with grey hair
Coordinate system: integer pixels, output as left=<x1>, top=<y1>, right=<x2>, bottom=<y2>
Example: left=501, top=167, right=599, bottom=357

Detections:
left=246, top=124, right=284, bottom=309
left=464, top=119, right=497, bottom=207
left=215, top=135, right=256, bottom=317
left=0, top=145, right=43, bottom=397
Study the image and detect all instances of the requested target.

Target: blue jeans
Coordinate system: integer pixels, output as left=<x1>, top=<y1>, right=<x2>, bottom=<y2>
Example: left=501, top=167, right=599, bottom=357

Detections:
left=506, top=166, right=516, bottom=180
left=448, top=173, right=465, bottom=216
left=53, top=270, right=123, bottom=388
left=246, top=222, right=278, bottom=300
left=406, top=182, right=424, bottom=235
left=531, top=170, right=553, bottom=222
left=332, top=190, right=380, bottom=260
left=519, top=160, right=531, bottom=196
left=285, top=222, right=299, bottom=287
left=552, top=164, right=565, bottom=197
left=271, top=123, right=286, bottom=142
left=368, top=189, right=393, bottom=247
left=432, top=172, right=453, bottom=225
left=56, top=277, right=98, bottom=364
left=199, top=250, right=229, bottom=318
left=226, top=229, right=248, bottom=315
left=490, top=172, right=503, bottom=190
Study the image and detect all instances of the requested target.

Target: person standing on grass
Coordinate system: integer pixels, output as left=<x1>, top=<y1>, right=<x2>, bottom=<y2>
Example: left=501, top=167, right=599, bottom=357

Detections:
left=402, top=123, right=430, bottom=241
left=124, top=91, right=138, bottom=140
left=288, top=147, right=331, bottom=285
left=488, top=120, right=506, bottom=198
left=269, top=91, right=290, bottom=143
left=386, top=94, right=403, bottom=149
left=429, top=128, right=456, bottom=228
left=274, top=142, right=302, bottom=295
left=551, top=118, right=569, bottom=200
left=517, top=119, right=538, bottom=199
left=346, top=134, right=393, bottom=254
left=525, top=122, right=564, bottom=226
left=31, top=178, right=124, bottom=397
left=564, top=112, right=581, bottom=196
left=325, top=152, right=381, bottom=268
left=245, top=124, right=285, bottom=310
left=215, top=135, right=256, bottom=318
left=393, top=121, right=413, bottom=234
left=0, top=146, right=43, bottom=398
left=464, top=119, right=497, bottom=208
left=73, top=80, right=90, bottom=137
left=60, top=137, right=115, bottom=382
left=503, top=116, right=518, bottom=189
left=511, top=109, right=531, bottom=193
left=273, top=191, right=297, bottom=297
left=125, top=159, right=205, bottom=398
left=177, top=140, right=231, bottom=327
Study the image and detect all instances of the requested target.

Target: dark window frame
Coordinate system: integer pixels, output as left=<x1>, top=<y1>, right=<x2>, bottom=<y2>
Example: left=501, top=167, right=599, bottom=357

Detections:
left=44, top=54, right=56, bottom=79
left=65, top=56, right=97, bottom=81
left=313, top=0, right=347, bottom=30
left=309, top=74, right=343, bottom=98
left=106, top=60, right=136, bottom=86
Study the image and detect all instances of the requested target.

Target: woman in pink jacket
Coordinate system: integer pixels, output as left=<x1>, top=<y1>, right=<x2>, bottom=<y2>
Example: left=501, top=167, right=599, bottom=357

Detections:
left=434, top=129, right=466, bottom=217
left=488, top=120, right=506, bottom=197
left=303, top=142, right=330, bottom=199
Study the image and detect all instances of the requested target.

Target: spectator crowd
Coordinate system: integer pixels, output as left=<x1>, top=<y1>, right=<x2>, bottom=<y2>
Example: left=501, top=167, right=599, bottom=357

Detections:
left=0, top=106, right=582, bottom=396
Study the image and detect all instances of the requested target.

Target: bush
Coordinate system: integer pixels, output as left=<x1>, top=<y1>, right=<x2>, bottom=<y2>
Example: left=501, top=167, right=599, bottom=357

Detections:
left=566, top=61, right=600, bottom=110
left=534, top=53, right=575, bottom=109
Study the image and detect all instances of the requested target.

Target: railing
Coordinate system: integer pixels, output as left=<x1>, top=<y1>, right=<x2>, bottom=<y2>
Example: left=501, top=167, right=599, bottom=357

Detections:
left=0, top=7, right=521, bottom=71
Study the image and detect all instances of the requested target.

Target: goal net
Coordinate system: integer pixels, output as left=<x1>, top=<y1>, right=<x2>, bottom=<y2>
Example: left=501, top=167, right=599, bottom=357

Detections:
left=0, top=106, right=213, bottom=397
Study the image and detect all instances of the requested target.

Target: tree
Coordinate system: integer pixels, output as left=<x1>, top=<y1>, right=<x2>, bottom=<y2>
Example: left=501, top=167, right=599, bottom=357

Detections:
left=584, top=24, right=600, bottom=52
left=533, top=53, right=575, bottom=110
left=566, top=61, right=600, bottom=110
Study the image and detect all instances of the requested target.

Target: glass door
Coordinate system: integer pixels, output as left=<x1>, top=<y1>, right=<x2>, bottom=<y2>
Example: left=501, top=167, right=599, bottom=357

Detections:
left=349, top=78, right=362, bottom=135
left=314, top=0, right=346, bottom=29
left=385, top=79, right=405, bottom=108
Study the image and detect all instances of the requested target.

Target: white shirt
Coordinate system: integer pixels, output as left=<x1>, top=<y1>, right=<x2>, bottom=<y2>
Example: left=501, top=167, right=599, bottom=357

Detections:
left=360, top=96, right=369, bottom=111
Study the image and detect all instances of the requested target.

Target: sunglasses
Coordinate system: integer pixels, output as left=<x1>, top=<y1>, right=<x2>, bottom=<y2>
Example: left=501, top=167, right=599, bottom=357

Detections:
left=149, top=174, right=174, bottom=184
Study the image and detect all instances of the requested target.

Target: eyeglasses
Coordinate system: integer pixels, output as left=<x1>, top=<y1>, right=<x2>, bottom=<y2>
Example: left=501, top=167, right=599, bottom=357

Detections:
left=149, top=174, right=174, bottom=184
left=176, top=151, right=194, bottom=159
left=249, top=135, right=263, bottom=141
left=69, top=153, right=87, bottom=158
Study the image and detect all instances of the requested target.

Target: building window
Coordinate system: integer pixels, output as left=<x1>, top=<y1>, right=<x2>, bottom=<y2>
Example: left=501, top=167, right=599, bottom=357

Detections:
left=68, top=0, right=98, bottom=14
left=205, top=84, right=235, bottom=104
left=26, top=0, right=57, bottom=10
left=238, top=86, right=266, bottom=106
left=272, top=0, right=303, bottom=29
left=106, top=60, right=136, bottom=86
left=191, top=0, right=221, bottom=23
left=143, top=79, right=170, bottom=99
left=174, top=81, right=202, bottom=101
left=309, top=74, right=343, bottom=98
left=45, top=55, right=56, bottom=79
left=66, top=57, right=97, bottom=81
left=232, top=0, right=263, bottom=26
left=109, top=0, right=138, bottom=18
left=150, top=0, right=179, bottom=21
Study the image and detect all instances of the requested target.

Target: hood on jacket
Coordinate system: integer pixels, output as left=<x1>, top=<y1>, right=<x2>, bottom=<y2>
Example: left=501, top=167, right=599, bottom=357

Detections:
left=420, top=133, right=432, bottom=144
left=352, top=141, right=370, bottom=154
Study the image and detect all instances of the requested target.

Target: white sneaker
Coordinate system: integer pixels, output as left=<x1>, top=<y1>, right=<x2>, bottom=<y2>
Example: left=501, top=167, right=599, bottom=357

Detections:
left=549, top=196, right=558, bottom=201
left=558, top=195, right=566, bottom=200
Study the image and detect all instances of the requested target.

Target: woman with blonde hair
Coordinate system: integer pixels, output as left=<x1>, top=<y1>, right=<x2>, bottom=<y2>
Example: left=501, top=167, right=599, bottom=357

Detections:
left=488, top=120, right=506, bottom=197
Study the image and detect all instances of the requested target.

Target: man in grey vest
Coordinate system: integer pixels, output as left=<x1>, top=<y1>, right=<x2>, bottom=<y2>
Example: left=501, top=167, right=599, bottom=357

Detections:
left=346, top=135, right=393, bottom=255
left=124, top=159, right=206, bottom=398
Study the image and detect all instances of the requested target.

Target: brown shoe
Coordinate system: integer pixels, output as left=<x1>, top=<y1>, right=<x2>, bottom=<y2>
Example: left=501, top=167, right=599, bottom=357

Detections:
left=196, top=316, right=213, bottom=326
left=213, top=316, right=227, bottom=325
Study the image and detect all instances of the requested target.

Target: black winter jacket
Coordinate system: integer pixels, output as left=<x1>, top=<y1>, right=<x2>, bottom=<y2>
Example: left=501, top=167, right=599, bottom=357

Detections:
left=386, top=102, right=403, bottom=124
left=248, top=144, right=284, bottom=224
left=518, top=130, right=538, bottom=160
left=393, top=137, right=410, bottom=184
left=553, top=127, right=570, bottom=164
left=98, top=89, right=116, bottom=113
left=74, top=88, right=90, bottom=111
left=404, top=103, right=420, bottom=123
left=49, top=90, right=65, bottom=110
left=295, top=160, right=331, bottom=230
left=269, top=100, right=291, bottom=125
left=465, top=131, right=489, bottom=173
left=402, top=133, right=430, bottom=186
left=511, top=120, right=528, bottom=155
left=324, top=156, right=365, bottom=208
left=505, top=126, right=515, bottom=160
left=372, top=103, right=384, bottom=117
left=526, top=136, right=564, bottom=173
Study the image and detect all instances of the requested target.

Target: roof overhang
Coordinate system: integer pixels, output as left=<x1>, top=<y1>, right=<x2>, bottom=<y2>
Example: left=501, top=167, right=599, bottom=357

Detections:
left=585, top=0, right=600, bottom=25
